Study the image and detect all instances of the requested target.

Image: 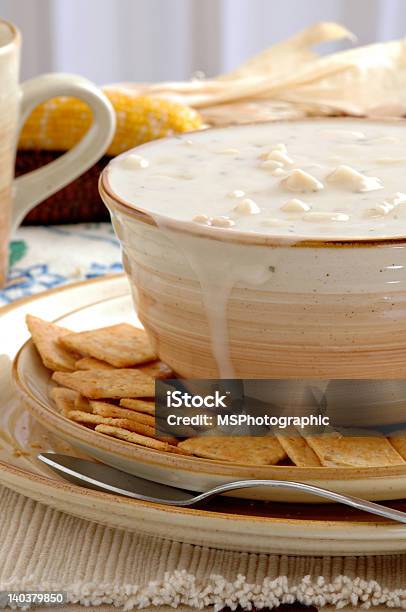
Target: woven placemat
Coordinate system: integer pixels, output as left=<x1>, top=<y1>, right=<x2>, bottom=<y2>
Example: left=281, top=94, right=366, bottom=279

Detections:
left=0, top=486, right=405, bottom=610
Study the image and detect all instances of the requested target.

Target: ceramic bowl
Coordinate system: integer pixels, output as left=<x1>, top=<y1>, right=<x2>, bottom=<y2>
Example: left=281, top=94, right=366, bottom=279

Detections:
left=99, top=120, right=406, bottom=379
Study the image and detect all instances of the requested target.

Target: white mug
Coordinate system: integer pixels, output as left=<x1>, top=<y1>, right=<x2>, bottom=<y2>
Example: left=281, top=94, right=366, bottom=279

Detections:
left=0, top=18, right=116, bottom=286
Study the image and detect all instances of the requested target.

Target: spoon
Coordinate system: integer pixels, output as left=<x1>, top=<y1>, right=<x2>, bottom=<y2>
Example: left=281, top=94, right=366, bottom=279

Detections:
left=38, top=453, right=406, bottom=524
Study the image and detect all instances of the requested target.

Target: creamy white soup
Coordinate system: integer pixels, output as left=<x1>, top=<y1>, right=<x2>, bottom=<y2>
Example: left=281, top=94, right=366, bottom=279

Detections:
left=108, top=119, right=406, bottom=239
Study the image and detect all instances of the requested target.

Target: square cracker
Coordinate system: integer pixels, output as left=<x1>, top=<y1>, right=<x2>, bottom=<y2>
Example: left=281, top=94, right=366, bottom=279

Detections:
left=389, top=431, right=406, bottom=460
left=89, top=401, right=155, bottom=426
left=67, top=410, right=152, bottom=433
left=306, top=433, right=405, bottom=467
left=68, top=410, right=121, bottom=426
left=275, top=434, right=321, bottom=467
left=59, top=323, right=157, bottom=368
left=74, top=394, right=92, bottom=412
left=68, top=409, right=176, bottom=444
left=178, top=436, right=286, bottom=466
left=138, top=361, right=173, bottom=379
left=75, top=357, right=114, bottom=371
left=120, top=398, right=155, bottom=416
left=95, top=424, right=188, bottom=454
left=52, top=369, right=155, bottom=399
left=75, top=356, right=172, bottom=380
left=112, top=418, right=176, bottom=444
left=50, top=386, right=77, bottom=416
left=26, top=315, right=78, bottom=372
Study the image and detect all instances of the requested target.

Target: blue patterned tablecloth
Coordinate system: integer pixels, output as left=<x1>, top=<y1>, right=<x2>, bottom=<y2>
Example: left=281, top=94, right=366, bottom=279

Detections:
left=1, top=223, right=123, bottom=306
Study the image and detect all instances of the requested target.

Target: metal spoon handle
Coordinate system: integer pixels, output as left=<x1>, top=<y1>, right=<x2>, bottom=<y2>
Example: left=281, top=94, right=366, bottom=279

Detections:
left=191, top=480, right=406, bottom=523
left=38, top=454, right=406, bottom=524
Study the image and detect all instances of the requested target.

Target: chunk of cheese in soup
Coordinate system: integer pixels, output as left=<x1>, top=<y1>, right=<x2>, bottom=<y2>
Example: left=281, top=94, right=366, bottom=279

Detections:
left=108, top=119, right=406, bottom=239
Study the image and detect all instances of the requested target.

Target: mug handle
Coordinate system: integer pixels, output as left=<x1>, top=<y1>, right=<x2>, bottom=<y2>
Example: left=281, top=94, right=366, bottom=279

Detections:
left=11, top=73, right=116, bottom=232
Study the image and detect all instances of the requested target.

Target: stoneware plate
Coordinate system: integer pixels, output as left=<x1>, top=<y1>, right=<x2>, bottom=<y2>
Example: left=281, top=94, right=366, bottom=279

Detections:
left=3, top=275, right=406, bottom=554
left=13, top=276, right=406, bottom=504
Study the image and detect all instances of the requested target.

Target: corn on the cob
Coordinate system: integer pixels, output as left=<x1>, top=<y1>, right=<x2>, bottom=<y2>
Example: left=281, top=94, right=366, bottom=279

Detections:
left=18, top=89, right=202, bottom=156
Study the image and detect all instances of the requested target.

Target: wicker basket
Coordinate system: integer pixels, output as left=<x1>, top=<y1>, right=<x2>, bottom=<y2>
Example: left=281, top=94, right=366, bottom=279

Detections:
left=16, top=151, right=110, bottom=225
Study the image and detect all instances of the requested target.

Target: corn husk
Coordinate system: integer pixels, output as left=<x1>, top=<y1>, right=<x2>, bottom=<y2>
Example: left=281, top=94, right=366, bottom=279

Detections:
left=108, top=22, right=406, bottom=124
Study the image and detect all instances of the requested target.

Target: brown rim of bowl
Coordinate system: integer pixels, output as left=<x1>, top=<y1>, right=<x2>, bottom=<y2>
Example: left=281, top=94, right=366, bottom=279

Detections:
left=99, top=116, right=406, bottom=248
left=13, top=339, right=406, bottom=482
left=0, top=19, right=20, bottom=54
